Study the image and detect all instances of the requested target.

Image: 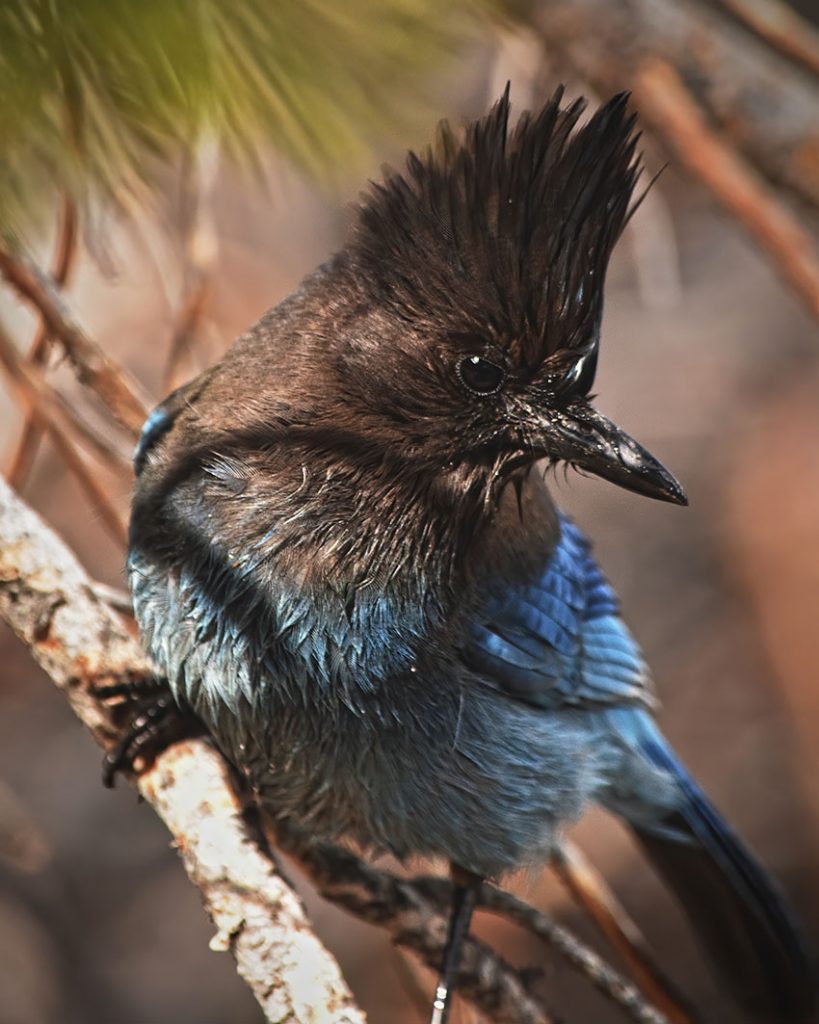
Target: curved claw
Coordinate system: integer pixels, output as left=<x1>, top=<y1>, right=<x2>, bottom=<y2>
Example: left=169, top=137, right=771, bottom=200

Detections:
left=97, top=681, right=203, bottom=788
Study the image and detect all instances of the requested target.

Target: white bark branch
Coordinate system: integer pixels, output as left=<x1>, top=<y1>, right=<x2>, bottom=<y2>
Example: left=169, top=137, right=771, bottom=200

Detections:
left=0, top=474, right=366, bottom=1024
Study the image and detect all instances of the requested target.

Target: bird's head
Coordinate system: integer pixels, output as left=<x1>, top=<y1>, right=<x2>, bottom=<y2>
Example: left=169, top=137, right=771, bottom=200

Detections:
left=325, top=85, right=685, bottom=506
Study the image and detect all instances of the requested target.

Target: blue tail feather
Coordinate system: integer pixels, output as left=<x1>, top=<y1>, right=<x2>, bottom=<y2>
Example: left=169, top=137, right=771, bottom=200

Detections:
left=629, top=730, right=815, bottom=1020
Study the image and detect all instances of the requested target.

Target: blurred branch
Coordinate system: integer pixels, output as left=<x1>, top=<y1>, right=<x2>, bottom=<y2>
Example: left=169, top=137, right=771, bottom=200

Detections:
left=712, top=0, right=819, bottom=79
left=632, top=59, right=819, bottom=322
left=0, top=325, right=129, bottom=546
left=87, top=580, right=135, bottom=616
left=6, top=195, right=78, bottom=487
left=551, top=843, right=696, bottom=1024
left=0, top=475, right=677, bottom=1024
left=536, top=0, right=819, bottom=211
left=0, top=243, right=150, bottom=437
left=0, top=323, right=132, bottom=475
left=164, top=138, right=220, bottom=391
left=0, top=776, right=51, bottom=874
left=626, top=184, right=683, bottom=312
left=531, top=0, right=819, bottom=319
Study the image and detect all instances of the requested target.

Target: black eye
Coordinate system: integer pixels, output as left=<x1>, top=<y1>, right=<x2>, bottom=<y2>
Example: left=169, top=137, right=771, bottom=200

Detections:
left=457, top=355, right=506, bottom=396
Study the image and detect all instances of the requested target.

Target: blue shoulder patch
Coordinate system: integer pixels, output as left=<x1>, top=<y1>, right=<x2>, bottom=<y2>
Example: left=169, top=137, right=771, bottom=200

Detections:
left=462, top=514, right=648, bottom=709
left=134, top=406, right=175, bottom=475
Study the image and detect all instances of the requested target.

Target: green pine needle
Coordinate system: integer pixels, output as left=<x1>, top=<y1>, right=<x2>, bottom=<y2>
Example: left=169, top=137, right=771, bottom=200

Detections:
left=0, top=0, right=505, bottom=238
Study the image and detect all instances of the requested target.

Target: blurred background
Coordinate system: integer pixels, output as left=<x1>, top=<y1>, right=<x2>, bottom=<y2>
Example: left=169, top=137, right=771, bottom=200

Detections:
left=1, top=2, right=818, bottom=1022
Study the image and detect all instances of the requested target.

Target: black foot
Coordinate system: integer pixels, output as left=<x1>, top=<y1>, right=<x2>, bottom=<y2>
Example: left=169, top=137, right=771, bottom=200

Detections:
left=94, top=675, right=205, bottom=788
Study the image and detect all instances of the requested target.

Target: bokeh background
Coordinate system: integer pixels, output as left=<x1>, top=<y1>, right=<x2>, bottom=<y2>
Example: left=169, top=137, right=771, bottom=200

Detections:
left=1, top=3, right=818, bottom=1023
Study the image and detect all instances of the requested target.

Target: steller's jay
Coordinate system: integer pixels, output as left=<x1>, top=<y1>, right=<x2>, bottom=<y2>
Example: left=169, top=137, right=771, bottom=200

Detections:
left=123, top=87, right=815, bottom=1022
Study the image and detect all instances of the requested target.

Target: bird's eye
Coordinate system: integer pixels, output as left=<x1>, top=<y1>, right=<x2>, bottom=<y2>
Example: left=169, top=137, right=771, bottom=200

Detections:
left=457, top=355, right=506, bottom=396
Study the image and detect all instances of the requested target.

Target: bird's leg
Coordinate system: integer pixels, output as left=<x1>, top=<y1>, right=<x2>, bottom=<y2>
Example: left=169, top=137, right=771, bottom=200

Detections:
left=429, top=863, right=482, bottom=1024
left=94, top=673, right=205, bottom=787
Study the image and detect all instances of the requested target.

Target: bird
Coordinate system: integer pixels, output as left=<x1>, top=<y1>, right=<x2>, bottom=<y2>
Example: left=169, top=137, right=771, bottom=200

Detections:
left=124, top=86, right=815, bottom=1022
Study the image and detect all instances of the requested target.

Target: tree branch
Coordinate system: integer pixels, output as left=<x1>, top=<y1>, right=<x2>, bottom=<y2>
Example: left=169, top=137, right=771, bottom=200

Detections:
left=273, top=825, right=557, bottom=1024
left=531, top=0, right=819, bottom=320
left=0, top=243, right=150, bottom=437
left=551, top=843, right=696, bottom=1024
left=0, top=323, right=130, bottom=546
left=6, top=194, right=79, bottom=486
left=277, top=826, right=675, bottom=1024
left=0, top=475, right=364, bottom=1024
left=632, top=58, right=819, bottom=321
left=711, top=0, right=819, bottom=80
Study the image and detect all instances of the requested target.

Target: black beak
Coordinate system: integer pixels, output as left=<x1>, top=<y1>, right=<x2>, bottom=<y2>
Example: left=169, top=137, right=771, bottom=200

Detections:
left=538, top=401, right=687, bottom=505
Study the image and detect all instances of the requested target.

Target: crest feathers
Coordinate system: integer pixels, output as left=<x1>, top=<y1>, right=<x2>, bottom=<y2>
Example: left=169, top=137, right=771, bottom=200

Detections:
left=350, top=87, right=642, bottom=366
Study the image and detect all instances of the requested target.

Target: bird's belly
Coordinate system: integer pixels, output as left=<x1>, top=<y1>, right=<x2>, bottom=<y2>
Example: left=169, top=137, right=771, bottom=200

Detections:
left=217, top=683, right=615, bottom=878
left=129, top=555, right=617, bottom=875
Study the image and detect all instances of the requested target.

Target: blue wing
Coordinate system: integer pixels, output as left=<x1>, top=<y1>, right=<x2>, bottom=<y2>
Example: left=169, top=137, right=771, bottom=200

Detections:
left=462, top=516, right=653, bottom=710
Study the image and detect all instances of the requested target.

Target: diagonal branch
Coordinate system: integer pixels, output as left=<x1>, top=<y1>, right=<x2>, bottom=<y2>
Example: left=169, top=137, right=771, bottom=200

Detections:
left=632, top=59, right=819, bottom=322
left=711, top=0, right=819, bottom=80
left=272, top=825, right=557, bottom=1024
left=531, top=0, right=819, bottom=278
left=164, top=136, right=220, bottom=391
left=551, top=843, right=696, bottom=1024
left=0, top=243, right=151, bottom=437
left=0, top=326, right=129, bottom=546
left=274, top=825, right=673, bottom=1024
left=6, top=194, right=79, bottom=486
left=0, top=323, right=132, bottom=476
left=0, top=475, right=363, bottom=1024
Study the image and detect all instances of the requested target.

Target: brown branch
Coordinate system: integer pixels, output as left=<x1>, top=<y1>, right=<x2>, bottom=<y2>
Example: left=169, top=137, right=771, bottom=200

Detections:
left=0, top=243, right=151, bottom=438
left=532, top=0, right=819, bottom=216
left=0, top=321, right=132, bottom=473
left=0, top=324, right=129, bottom=546
left=164, top=273, right=211, bottom=390
left=0, top=776, right=51, bottom=874
left=275, top=825, right=673, bottom=1024
left=273, top=826, right=556, bottom=1024
left=632, top=58, right=819, bottom=322
left=164, top=139, right=220, bottom=391
left=6, top=194, right=79, bottom=486
left=551, top=843, right=697, bottom=1024
left=713, top=0, right=819, bottom=80
left=0, top=475, right=678, bottom=1024
left=477, top=884, right=672, bottom=1024
left=0, top=475, right=365, bottom=1024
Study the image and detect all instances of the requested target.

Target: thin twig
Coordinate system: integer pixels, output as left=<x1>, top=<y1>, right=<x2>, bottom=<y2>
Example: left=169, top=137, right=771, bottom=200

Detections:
left=712, top=0, right=819, bottom=79
left=6, top=194, right=79, bottom=486
left=0, top=324, right=129, bottom=546
left=477, top=883, right=671, bottom=1024
left=627, top=181, right=683, bottom=312
left=0, top=242, right=151, bottom=437
left=0, top=320, right=133, bottom=475
left=164, top=137, right=220, bottom=391
left=0, top=776, right=51, bottom=874
left=52, top=392, right=134, bottom=473
left=632, top=58, right=819, bottom=323
left=273, top=827, right=557, bottom=1024
left=0, top=319, right=134, bottom=475
left=551, top=843, right=696, bottom=1024
left=276, top=825, right=677, bottom=1024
